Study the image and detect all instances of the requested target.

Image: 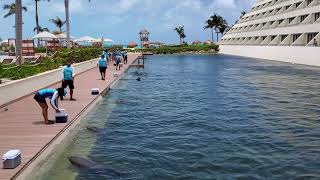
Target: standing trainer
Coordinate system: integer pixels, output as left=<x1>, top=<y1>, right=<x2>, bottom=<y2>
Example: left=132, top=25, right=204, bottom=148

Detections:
left=97, top=54, right=108, bottom=80
left=62, top=63, right=76, bottom=101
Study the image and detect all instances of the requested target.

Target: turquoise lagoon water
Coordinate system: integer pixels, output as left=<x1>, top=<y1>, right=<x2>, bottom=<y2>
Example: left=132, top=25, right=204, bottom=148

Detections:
left=44, top=54, right=320, bottom=179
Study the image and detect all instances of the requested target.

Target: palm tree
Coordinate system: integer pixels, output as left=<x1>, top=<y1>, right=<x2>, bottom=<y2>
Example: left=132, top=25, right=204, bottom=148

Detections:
left=64, top=0, right=91, bottom=49
left=33, top=26, right=49, bottom=32
left=204, top=14, right=219, bottom=43
left=204, top=14, right=228, bottom=42
left=174, top=26, right=185, bottom=45
left=3, top=3, right=27, bottom=18
left=15, top=0, right=23, bottom=65
left=49, top=16, right=66, bottom=33
left=181, top=33, right=186, bottom=43
left=218, top=24, right=229, bottom=36
left=34, top=0, right=50, bottom=34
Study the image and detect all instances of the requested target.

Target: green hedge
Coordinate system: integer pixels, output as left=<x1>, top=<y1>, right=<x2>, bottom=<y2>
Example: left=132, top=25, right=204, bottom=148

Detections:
left=0, top=47, right=103, bottom=80
left=131, top=45, right=219, bottom=54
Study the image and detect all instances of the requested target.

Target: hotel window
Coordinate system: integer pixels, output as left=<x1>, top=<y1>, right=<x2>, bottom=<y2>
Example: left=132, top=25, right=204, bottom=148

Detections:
left=276, top=8, right=281, bottom=13
left=281, top=35, right=288, bottom=41
left=271, top=36, right=276, bottom=41
left=262, top=36, right=267, bottom=41
left=285, top=5, right=291, bottom=10
left=307, top=33, right=317, bottom=42
left=307, top=0, right=313, bottom=6
left=315, top=13, right=320, bottom=21
left=292, top=34, right=301, bottom=42
left=278, top=19, right=284, bottom=24
left=270, top=21, right=275, bottom=25
left=289, top=17, right=295, bottom=23
left=295, top=2, right=302, bottom=8
left=255, top=37, right=259, bottom=40
left=300, top=15, right=308, bottom=22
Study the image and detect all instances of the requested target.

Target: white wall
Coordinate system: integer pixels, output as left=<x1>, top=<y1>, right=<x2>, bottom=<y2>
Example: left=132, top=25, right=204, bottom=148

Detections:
left=0, top=58, right=98, bottom=106
left=220, top=45, right=320, bottom=66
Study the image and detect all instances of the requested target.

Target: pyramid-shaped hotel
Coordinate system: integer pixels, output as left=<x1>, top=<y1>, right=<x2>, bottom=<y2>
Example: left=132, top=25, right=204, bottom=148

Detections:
left=219, top=0, right=320, bottom=66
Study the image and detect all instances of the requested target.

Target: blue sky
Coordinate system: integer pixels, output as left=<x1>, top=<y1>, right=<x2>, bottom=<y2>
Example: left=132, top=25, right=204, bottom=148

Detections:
left=0, top=0, right=256, bottom=44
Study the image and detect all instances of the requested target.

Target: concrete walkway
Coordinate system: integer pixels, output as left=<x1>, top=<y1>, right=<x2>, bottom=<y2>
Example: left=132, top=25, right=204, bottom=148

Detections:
left=0, top=54, right=139, bottom=180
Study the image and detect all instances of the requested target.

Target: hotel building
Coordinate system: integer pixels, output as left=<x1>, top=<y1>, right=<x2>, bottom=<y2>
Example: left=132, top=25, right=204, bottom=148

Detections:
left=219, top=0, right=320, bottom=66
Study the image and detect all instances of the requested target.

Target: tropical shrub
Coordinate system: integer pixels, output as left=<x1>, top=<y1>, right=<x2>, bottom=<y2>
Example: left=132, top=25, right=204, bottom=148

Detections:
left=0, top=47, right=102, bottom=80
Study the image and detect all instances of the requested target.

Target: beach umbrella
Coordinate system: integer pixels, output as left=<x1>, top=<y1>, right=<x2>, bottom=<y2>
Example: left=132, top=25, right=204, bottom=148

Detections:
left=92, top=38, right=114, bottom=43
left=192, top=40, right=202, bottom=45
left=33, top=32, right=59, bottom=53
left=203, top=40, right=212, bottom=45
left=128, top=42, right=137, bottom=48
left=104, top=38, right=113, bottom=42
left=0, top=39, right=8, bottom=46
left=74, top=36, right=96, bottom=43
left=33, top=31, right=58, bottom=39
left=56, top=33, right=75, bottom=39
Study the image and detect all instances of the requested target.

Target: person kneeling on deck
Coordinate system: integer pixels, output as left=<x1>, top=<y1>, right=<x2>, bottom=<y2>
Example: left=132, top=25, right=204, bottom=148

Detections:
left=62, top=63, right=76, bottom=101
left=97, top=54, right=107, bottom=80
left=34, top=88, right=66, bottom=125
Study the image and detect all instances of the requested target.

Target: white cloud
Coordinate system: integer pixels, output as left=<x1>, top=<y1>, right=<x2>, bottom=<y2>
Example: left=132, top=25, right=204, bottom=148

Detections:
left=216, top=0, right=236, bottom=8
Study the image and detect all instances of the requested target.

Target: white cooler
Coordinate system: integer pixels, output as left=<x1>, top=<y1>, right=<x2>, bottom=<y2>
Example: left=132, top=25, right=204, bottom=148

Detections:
left=55, top=109, right=68, bottom=123
left=91, top=88, right=100, bottom=95
left=2, top=150, right=21, bottom=169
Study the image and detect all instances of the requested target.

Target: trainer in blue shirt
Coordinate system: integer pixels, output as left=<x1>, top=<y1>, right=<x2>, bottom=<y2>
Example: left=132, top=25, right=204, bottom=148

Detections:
left=62, top=63, right=76, bottom=101
left=97, top=54, right=108, bottom=80
left=34, top=88, right=67, bottom=124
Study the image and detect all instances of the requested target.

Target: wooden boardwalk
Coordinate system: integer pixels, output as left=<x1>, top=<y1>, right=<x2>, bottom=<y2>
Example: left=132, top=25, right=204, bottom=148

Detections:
left=0, top=54, right=139, bottom=180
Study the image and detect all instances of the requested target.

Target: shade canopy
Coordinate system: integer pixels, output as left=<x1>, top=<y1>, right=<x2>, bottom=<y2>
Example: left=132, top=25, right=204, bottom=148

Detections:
left=33, top=31, right=58, bottom=39
left=203, top=40, right=212, bottom=45
left=74, top=36, right=96, bottom=42
left=103, top=38, right=113, bottom=42
left=0, top=39, right=8, bottom=45
left=128, top=42, right=137, bottom=48
left=91, top=38, right=114, bottom=43
left=192, top=40, right=202, bottom=45
left=55, top=33, right=75, bottom=39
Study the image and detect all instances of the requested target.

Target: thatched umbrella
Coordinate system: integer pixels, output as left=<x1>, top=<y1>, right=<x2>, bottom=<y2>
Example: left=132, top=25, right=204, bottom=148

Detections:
left=192, top=40, right=202, bottom=45
left=128, top=42, right=137, bottom=48
left=203, top=40, right=212, bottom=45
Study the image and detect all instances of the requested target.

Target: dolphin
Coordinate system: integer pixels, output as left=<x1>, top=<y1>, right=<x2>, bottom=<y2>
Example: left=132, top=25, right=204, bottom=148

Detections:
left=69, top=156, right=97, bottom=169
left=136, top=77, right=141, bottom=81
left=86, top=126, right=103, bottom=133
left=69, top=156, right=124, bottom=177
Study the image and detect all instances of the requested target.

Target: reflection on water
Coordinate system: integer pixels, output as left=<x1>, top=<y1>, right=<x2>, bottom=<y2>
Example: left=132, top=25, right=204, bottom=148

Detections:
left=45, top=54, right=320, bottom=179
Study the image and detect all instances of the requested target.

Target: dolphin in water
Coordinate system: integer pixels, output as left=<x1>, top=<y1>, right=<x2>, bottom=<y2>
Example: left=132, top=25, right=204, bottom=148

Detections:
left=136, top=77, right=141, bottom=81
left=68, top=156, right=124, bottom=177
left=131, top=71, right=147, bottom=77
left=69, top=156, right=97, bottom=169
left=86, top=126, right=103, bottom=133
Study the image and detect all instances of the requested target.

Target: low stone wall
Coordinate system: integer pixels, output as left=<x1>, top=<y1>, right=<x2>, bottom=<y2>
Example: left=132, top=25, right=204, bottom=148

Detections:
left=220, top=45, right=320, bottom=66
left=0, top=58, right=98, bottom=107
